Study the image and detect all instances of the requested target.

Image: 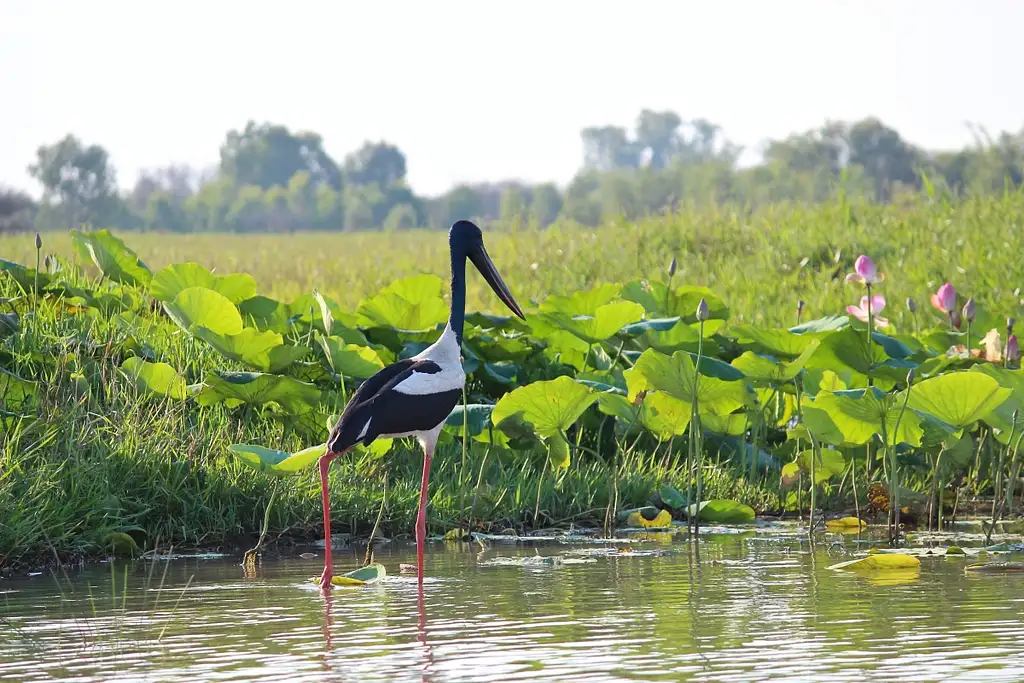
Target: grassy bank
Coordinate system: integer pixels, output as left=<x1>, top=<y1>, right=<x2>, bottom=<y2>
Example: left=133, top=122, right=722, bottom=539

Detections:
left=4, top=194, right=1024, bottom=573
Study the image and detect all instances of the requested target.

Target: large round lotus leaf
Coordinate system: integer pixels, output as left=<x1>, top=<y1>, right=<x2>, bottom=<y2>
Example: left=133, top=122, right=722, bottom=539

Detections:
left=150, top=262, right=256, bottom=304
left=195, top=371, right=320, bottom=414
left=625, top=349, right=751, bottom=416
left=70, top=229, right=152, bottom=286
left=0, top=367, right=37, bottom=411
left=355, top=274, right=448, bottom=332
left=320, top=337, right=385, bottom=379
left=229, top=443, right=325, bottom=475
left=904, top=371, right=1011, bottom=429
left=828, top=553, right=920, bottom=572
left=812, top=388, right=923, bottom=447
left=540, top=300, right=645, bottom=344
left=120, top=357, right=186, bottom=400
left=686, top=499, right=755, bottom=523
left=0, top=259, right=51, bottom=293
left=731, top=341, right=820, bottom=383
left=165, top=287, right=243, bottom=336
left=729, top=325, right=818, bottom=358
left=492, top=376, right=597, bottom=469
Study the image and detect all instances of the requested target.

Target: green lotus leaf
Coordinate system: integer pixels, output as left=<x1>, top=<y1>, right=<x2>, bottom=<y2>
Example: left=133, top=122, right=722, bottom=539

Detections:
left=120, top=357, right=186, bottom=400
left=621, top=280, right=729, bottom=322
left=625, top=349, right=751, bottom=416
left=904, top=371, right=1011, bottom=430
left=229, top=443, right=325, bottom=475
left=686, top=499, right=755, bottom=523
left=731, top=340, right=820, bottom=383
left=729, top=325, right=818, bottom=358
left=150, top=262, right=256, bottom=304
left=492, top=376, right=597, bottom=469
left=320, top=337, right=385, bottom=379
left=812, top=388, right=923, bottom=447
left=70, top=229, right=151, bottom=286
left=193, top=371, right=320, bottom=414
left=356, top=274, right=448, bottom=332
left=0, top=259, right=51, bottom=293
left=165, top=286, right=243, bottom=336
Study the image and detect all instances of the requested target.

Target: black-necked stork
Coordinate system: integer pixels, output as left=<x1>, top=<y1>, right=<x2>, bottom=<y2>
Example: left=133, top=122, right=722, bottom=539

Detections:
left=317, top=219, right=525, bottom=590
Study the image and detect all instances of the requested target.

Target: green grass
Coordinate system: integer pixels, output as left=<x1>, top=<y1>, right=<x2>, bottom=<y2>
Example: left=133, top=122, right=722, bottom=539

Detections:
left=6, top=193, right=1023, bottom=328
left=4, top=193, right=1024, bottom=572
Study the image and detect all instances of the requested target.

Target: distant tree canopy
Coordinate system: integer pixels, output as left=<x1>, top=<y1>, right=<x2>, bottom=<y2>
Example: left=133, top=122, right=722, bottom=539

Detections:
left=6, top=112, right=1024, bottom=234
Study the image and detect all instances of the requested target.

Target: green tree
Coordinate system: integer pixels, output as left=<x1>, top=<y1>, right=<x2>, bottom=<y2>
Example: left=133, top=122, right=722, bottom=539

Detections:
left=499, top=186, right=528, bottom=222
left=581, top=126, right=640, bottom=171
left=219, top=121, right=342, bottom=190
left=530, top=183, right=562, bottom=227
left=28, top=134, right=123, bottom=228
left=344, top=142, right=407, bottom=188
left=635, top=110, right=682, bottom=169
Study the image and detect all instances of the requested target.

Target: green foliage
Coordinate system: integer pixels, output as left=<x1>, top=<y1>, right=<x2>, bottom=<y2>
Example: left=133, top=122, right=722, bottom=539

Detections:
left=119, top=357, right=186, bottom=400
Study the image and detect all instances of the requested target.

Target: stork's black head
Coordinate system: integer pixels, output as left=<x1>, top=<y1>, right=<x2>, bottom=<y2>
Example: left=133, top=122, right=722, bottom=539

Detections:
left=449, top=219, right=525, bottom=320
left=449, top=219, right=484, bottom=255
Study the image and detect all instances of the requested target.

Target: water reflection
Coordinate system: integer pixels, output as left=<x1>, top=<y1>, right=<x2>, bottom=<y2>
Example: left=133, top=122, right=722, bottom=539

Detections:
left=2, top=528, right=1024, bottom=681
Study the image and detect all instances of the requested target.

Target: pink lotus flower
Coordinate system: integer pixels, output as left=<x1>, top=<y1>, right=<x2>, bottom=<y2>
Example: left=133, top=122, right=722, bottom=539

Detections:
left=1008, top=335, right=1020, bottom=364
left=846, top=294, right=889, bottom=328
left=845, top=255, right=884, bottom=285
left=931, top=282, right=957, bottom=313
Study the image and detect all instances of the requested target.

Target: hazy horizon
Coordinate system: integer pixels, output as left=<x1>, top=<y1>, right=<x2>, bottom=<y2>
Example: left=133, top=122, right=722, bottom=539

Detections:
left=2, top=0, right=1022, bottom=199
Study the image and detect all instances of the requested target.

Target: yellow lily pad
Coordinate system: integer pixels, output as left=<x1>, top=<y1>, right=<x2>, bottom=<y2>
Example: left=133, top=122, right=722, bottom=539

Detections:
left=828, top=553, right=921, bottom=572
left=625, top=509, right=673, bottom=528
left=825, top=517, right=866, bottom=531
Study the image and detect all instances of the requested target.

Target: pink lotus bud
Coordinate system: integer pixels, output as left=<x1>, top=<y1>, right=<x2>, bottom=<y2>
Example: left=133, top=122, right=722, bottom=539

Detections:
left=1008, top=317, right=1016, bottom=333
left=1008, top=335, right=1020, bottom=363
left=797, top=300, right=805, bottom=314
left=668, top=256, right=677, bottom=277
left=906, top=297, right=917, bottom=313
left=930, top=282, right=957, bottom=313
left=962, top=297, right=976, bottom=323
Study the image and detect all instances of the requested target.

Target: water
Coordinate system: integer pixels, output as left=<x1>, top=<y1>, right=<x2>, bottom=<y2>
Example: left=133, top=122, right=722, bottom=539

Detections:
left=4, top=524, right=1024, bottom=682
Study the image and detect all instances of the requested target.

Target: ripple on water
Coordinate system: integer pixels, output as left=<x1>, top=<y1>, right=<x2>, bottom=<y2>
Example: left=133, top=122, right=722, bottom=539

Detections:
left=3, top=534, right=1024, bottom=681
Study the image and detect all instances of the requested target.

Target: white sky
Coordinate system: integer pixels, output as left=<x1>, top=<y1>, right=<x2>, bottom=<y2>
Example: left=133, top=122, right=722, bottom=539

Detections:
left=1, top=0, right=1021, bottom=198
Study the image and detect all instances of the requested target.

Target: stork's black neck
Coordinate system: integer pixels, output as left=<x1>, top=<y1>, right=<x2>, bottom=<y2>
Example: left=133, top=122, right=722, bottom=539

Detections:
left=448, top=247, right=467, bottom=346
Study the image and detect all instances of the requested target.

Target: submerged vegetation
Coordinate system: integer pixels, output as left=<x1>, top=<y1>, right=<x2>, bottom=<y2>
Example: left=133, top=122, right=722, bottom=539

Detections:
left=5, top=193, right=1024, bottom=571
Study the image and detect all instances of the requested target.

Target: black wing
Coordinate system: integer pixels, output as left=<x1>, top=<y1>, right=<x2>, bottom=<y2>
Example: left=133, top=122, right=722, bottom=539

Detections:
left=327, top=359, right=460, bottom=453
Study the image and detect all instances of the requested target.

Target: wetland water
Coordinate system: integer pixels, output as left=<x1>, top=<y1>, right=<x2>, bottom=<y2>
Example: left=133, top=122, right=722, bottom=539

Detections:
left=3, top=523, right=1024, bottom=682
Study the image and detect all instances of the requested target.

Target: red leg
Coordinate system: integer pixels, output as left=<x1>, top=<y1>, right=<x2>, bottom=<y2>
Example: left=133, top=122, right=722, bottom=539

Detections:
left=416, top=443, right=434, bottom=585
left=319, top=453, right=335, bottom=591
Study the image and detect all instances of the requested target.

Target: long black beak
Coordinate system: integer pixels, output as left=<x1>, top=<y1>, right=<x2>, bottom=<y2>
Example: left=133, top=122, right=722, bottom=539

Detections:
left=469, top=245, right=526, bottom=320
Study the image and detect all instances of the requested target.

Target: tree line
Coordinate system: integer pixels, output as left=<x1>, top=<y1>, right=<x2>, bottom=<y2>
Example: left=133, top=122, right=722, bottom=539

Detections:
left=2, top=111, right=1022, bottom=234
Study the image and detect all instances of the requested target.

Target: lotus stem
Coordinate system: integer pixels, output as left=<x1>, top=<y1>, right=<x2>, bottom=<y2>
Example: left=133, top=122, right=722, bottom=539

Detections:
left=988, top=412, right=1020, bottom=545
left=363, top=476, right=387, bottom=567
left=242, top=481, right=278, bottom=567
left=865, top=283, right=875, bottom=388
left=459, top=386, right=469, bottom=526
left=690, top=316, right=706, bottom=540
left=929, top=448, right=945, bottom=532
left=851, top=454, right=861, bottom=525
left=887, top=373, right=914, bottom=543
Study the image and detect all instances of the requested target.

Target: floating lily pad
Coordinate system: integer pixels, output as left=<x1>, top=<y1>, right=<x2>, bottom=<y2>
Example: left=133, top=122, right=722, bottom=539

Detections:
left=965, top=562, right=1024, bottom=573
left=686, top=499, right=756, bottom=524
left=624, top=509, right=673, bottom=528
left=829, top=553, right=921, bottom=572
left=825, top=517, right=866, bottom=531
left=314, top=563, right=387, bottom=586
